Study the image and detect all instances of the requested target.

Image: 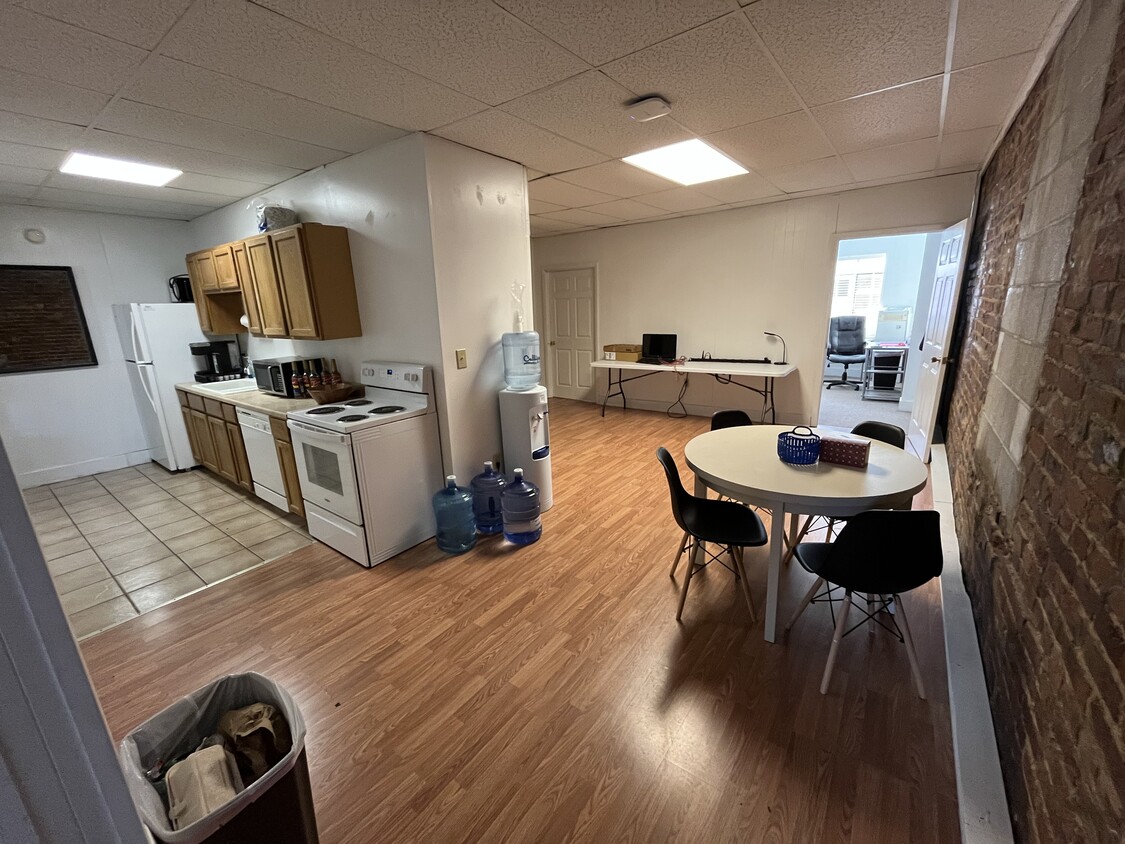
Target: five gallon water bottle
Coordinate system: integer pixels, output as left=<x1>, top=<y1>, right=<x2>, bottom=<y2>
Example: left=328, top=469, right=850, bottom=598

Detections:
left=501, top=468, right=542, bottom=545
left=470, top=461, right=507, bottom=535
left=432, top=475, right=476, bottom=554
left=502, top=282, right=541, bottom=390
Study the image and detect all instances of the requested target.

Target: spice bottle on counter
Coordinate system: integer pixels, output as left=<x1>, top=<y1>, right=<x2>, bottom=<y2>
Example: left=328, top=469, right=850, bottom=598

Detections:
left=291, top=363, right=304, bottom=397
left=328, top=359, right=342, bottom=386
left=306, top=360, right=322, bottom=390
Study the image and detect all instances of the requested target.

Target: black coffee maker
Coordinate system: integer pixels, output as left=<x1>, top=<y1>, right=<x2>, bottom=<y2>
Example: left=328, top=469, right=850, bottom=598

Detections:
left=191, top=341, right=241, bottom=382
left=169, top=275, right=193, bottom=303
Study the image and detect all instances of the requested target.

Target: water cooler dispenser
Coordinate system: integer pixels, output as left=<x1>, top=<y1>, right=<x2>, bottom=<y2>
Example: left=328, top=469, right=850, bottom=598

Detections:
left=499, top=386, right=553, bottom=512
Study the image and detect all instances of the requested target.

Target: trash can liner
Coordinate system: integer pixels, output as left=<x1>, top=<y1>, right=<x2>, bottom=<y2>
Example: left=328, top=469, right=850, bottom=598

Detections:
left=119, top=673, right=306, bottom=843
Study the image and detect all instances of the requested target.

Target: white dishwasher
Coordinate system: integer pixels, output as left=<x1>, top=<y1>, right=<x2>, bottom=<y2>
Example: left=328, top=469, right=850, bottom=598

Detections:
left=237, top=408, right=289, bottom=513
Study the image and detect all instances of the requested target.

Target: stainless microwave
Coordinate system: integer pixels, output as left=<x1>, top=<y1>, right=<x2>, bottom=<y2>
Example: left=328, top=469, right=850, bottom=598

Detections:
left=253, top=356, right=304, bottom=397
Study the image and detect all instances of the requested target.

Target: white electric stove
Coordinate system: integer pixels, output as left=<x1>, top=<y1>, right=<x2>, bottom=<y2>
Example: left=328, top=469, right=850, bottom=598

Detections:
left=287, top=362, right=444, bottom=567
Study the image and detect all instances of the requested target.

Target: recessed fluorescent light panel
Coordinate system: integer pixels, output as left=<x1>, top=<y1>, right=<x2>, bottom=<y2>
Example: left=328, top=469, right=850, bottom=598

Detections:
left=60, top=152, right=182, bottom=186
left=622, top=139, right=747, bottom=185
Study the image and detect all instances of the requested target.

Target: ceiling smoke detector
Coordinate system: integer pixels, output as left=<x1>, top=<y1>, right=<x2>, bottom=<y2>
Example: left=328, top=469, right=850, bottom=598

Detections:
left=625, top=96, right=671, bottom=123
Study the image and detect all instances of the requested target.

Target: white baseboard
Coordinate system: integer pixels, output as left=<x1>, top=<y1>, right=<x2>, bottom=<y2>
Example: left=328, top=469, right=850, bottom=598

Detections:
left=898, top=398, right=914, bottom=412
left=17, top=450, right=153, bottom=489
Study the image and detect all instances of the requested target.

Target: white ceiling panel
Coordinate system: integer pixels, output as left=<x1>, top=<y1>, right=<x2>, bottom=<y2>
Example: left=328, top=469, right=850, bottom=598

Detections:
left=953, top=0, right=1064, bottom=69
left=121, top=57, right=405, bottom=153
left=603, top=14, right=798, bottom=135
left=433, top=109, right=606, bottom=174
left=44, top=173, right=239, bottom=208
left=503, top=71, right=692, bottom=158
left=254, top=0, right=589, bottom=106
left=585, top=198, right=667, bottom=220
left=23, top=198, right=196, bottom=219
left=95, top=100, right=351, bottom=171
left=13, top=0, right=193, bottom=50
left=0, top=140, right=66, bottom=169
left=554, top=160, right=674, bottom=198
left=638, top=187, right=724, bottom=212
left=707, top=111, right=835, bottom=171
left=0, top=181, right=39, bottom=199
left=33, top=186, right=216, bottom=217
left=528, top=176, right=618, bottom=207
left=494, top=0, right=732, bottom=65
left=946, top=52, right=1036, bottom=133
left=162, top=0, right=484, bottom=131
left=692, top=173, right=783, bottom=204
left=0, top=6, right=147, bottom=95
left=758, top=156, right=854, bottom=193
left=745, top=0, right=950, bottom=105
left=843, top=137, right=940, bottom=181
left=813, top=77, right=943, bottom=154
left=0, top=111, right=84, bottom=149
left=939, top=125, right=999, bottom=168
left=528, top=199, right=565, bottom=215
left=0, top=163, right=50, bottom=186
left=530, top=215, right=582, bottom=233
left=0, top=67, right=109, bottom=125
left=539, top=207, right=622, bottom=227
left=167, top=172, right=270, bottom=198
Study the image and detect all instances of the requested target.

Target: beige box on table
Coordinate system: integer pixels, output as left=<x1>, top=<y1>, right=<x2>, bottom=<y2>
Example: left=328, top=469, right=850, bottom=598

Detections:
left=603, top=343, right=642, bottom=362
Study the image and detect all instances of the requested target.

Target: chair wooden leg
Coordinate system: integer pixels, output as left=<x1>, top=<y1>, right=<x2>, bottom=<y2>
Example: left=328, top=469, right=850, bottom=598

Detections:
left=826, top=518, right=837, bottom=541
left=867, top=593, right=875, bottom=635
left=820, top=589, right=852, bottom=694
left=896, top=594, right=926, bottom=699
left=782, top=517, right=815, bottom=565
left=676, top=538, right=699, bottom=621
left=732, top=546, right=756, bottom=624
left=786, top=576, right=824, bottom=632
left=670, top=529, right=690, bottom=578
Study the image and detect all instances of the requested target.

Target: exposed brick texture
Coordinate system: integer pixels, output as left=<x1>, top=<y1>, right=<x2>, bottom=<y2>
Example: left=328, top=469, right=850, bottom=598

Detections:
left=946, top=2, right=1125, bottom=841
left=0, top=266, right=96, bottom=373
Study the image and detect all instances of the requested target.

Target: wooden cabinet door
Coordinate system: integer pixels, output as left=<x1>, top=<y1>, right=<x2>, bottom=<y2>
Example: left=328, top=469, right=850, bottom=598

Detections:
left=185, top=256, right=214, bottom=332
left=245, top=235, right=288, bottom=337
left=193, top=250, right=220, bottom=292
left=274, top=438, right=304, bottom=518
left=190, top=410, right=218, bottom=472
left=212, top=244, right=239, bottom=290
left=208, top=415, right=238, bottom=483
left=226, top=421, right=253, bottom=492
left=232, top=241, right=262, bottom=335
left=271, top=228, right=319, bottom=338
left=181, top=407, right=202, bottom=464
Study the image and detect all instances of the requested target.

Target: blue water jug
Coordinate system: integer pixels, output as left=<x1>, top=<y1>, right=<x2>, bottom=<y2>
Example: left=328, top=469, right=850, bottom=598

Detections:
left=470, top=461, right=506, bottom=535
left=501, top=330, right=541, bottom=390
left=432, top=475, right=476, bottom=554
left=501, top=468, right=542, bottom=545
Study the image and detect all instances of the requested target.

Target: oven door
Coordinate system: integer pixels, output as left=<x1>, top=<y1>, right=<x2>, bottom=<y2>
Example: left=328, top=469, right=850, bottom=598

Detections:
left=287, top=420, right=362, bottom=524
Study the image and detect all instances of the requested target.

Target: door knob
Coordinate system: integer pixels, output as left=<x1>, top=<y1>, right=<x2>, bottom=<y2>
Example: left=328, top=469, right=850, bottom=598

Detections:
left=931, top=356, right=951, bottom=364
left=549, top=341, right=556, bottom=346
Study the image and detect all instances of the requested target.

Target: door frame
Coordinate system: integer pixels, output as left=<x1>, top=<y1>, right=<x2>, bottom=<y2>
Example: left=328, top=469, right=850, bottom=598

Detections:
left=540, top=265, right=599, bottom=401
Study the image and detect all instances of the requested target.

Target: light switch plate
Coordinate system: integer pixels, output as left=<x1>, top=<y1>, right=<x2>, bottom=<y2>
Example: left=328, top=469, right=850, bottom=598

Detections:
left=455, top=349, right=467, bottom=369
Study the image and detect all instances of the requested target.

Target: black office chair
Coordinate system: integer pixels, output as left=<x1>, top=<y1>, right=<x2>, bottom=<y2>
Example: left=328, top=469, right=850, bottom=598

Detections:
left=786, top=510, right=943, bottom=697
left=657, top=447, right=767, bottom=622
left=824, top=316, right=867, bottom=390
left=850, top=420, right=906, bottom=449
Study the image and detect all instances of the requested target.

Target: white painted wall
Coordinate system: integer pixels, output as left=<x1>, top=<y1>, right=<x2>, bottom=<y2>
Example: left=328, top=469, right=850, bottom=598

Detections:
left=0, top=206, right=191, bottom=487
left=531, top=173, right=975, bottom=424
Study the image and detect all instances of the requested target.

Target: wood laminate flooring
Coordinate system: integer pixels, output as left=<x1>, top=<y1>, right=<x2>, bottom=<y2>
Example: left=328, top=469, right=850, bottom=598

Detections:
left=81, top=399, right=959, bottom=843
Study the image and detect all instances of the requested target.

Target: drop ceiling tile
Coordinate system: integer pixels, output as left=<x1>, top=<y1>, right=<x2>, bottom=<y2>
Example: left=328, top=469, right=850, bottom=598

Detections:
left=939, top=126, right=999, bottom=168
left=953, top=0, right=1062, bottom=69
left=843, top=137, right=940, bottom=181
left=946, top=52, right=1036, bottom=133
left=603, top=13, right=797, bottom=134
left=758, top=156, right=853, bottom=193
left=584, top=198, right=667, bottom=220
left=707, top=111, right=834, bottom=170
left=813, top=77, right=943, bottom=154
left=0, top=6, right=148, bottom=94
left=504, top=71, right=692, bottom=158
left=0, top=181, right=38, bottom=199
left=745, top=0, right=949, bottom=105
left=636, top=187, right=723, bottom=212
left=254, top=0, right=589, bottom=106
left=494, top=0, right=732, bottom=65
left=45, top=173, right=237, bottom=208
left=530, top=215, right=581, bottom=232
left=0, top=163, right=50, bottom=186
left=14, top=0, right=193, bottom=49
left=168, top=172, right=269, bottom=198
left=529, top=199, right=566, bottom=214
left=96, top=100, right=351, bottom=171
left=0, top=111, right=84, bottom=150
left=554, top=160, right=674, bottom=198
left=34, top=187, right=219, bottom=216
left=0, top=140, right=66, bottom=170
left=528, top=176, right=617, bottom=207
left=162, top=0, right=483, bottom=131
left=0, top=67, right=110, bottom=124
left=525, top=168, right=546, bottom=181
left=432, top=109, right=606, bottom=174
left=539, top=207, right=622, bottom=227
left=692, top=173, right=782, bottom=203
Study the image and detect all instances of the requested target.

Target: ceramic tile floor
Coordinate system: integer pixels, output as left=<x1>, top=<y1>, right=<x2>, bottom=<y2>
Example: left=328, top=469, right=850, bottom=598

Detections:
left=24, top=463, right=315, bottom=640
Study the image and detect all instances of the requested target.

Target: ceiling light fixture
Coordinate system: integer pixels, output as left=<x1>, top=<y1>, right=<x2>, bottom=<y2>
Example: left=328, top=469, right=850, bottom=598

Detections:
left=622, top=139, right=747, bottom=186
left=60, top=152, right=182, bottom=186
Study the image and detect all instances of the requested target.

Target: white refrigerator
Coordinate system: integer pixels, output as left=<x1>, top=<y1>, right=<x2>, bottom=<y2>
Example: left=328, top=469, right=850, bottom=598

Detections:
left=113, top=303, right=209, bottom=471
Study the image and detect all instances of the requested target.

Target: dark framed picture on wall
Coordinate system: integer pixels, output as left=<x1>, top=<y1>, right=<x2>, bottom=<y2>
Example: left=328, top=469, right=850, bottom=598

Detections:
left=0, top=264, right=98, bottom=375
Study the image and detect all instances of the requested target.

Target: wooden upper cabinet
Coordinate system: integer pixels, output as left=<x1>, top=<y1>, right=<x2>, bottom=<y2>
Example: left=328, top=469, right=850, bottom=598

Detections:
left=212, top=244, right=240, bottom=291
left=231, top=241, right=262, bottom=335
left=191, top=249, right=220, bottom=292
left=271, top=227, right=319, bottom=339
left=245, top=234, right=288, bottom=337
left=185, top=255, right=213, bottom=332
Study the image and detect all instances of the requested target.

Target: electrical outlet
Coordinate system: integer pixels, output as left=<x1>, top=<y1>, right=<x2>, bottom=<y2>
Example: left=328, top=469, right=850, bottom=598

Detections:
left=456, top=348, right=468, bottom=369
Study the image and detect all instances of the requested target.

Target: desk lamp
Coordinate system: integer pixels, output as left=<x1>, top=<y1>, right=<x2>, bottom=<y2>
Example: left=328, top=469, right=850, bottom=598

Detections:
left=764, top=332, right=787, bottom=365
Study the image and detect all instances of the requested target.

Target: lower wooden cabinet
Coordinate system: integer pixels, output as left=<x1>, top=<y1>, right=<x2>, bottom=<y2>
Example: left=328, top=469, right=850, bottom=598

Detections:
left=271, top=430, right=304, bottom=519
left=189, top=409, right=218, bottom=473
left=181, top=407, right=202, bottom=464
left=226, top=420, right=253, bottom=493
left=178, top=390, right=256, bottom=495
left=208, top=415, right=238, bottom=484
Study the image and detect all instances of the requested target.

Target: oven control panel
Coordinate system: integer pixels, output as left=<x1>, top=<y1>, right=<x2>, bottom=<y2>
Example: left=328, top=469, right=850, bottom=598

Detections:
left=359, top=361, right=430, bottom=394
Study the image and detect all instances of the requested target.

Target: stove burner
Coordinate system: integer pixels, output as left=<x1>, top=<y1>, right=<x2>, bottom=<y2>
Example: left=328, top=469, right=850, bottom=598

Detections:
left=344, top=399, right=373, bottom=406
left=337, top=415, right=368, bottom=423
left=370, top=405, right=406, bottom=414
left=308, top=406, right=344, bottom=415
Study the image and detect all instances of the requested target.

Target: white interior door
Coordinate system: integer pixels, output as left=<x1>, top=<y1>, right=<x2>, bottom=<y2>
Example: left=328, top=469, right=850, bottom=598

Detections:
left=545, top=268, right=596, bottom=401
left=908, top=220, right=968, bottom=461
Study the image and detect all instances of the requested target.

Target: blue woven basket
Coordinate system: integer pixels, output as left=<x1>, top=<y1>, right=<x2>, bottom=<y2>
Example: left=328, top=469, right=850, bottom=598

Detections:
left=777, top=426, right=821, bottom=465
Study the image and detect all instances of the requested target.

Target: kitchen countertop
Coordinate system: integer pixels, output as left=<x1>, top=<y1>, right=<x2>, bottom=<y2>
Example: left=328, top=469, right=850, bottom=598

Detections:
left=176, top=382, right=318, bottom=420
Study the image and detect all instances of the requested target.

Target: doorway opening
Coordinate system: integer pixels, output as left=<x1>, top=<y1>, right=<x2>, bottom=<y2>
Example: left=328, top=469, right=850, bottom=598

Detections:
left=818, top=231, right=943, bottom=432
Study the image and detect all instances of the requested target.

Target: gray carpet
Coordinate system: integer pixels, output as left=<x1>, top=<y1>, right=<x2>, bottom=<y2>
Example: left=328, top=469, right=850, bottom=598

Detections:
left=817, top=381, right=912, bottom=431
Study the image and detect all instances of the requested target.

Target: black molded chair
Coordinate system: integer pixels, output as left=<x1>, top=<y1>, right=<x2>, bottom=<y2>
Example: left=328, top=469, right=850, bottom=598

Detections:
left=850, top=420, right=906, bottom=450
left=824, top=316, right=866, bottom=390
left=786, top=510, right=943, bottom=697
left=657, top=447, right=767, bottom=622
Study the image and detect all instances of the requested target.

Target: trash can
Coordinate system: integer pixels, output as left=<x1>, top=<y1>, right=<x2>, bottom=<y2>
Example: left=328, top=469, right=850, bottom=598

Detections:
left=118, top=673, right=318, bottom=844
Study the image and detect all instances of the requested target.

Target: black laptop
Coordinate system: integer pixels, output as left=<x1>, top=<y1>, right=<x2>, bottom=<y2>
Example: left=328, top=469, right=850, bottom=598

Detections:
left=640, top=333, right=677, bottom=364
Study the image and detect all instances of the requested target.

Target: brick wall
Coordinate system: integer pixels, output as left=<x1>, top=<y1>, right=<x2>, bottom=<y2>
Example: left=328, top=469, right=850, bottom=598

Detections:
left=0, top=267, right=96, bottom=373
left=946, top=0, right=1125, bottom=840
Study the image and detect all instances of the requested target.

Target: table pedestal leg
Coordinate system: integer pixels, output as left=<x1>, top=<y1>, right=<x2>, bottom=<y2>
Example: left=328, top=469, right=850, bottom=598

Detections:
left=764, top=502, right=785, bottom=642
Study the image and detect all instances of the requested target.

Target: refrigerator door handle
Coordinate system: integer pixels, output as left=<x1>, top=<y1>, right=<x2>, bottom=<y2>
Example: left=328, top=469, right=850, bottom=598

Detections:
left=131, top=312, right=147, bottom=364
left=138, top=363, right=159, bottom=414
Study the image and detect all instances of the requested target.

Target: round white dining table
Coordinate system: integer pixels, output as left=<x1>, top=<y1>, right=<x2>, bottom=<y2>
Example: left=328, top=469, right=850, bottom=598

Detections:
left=684, top=425, right=929, bottom=643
